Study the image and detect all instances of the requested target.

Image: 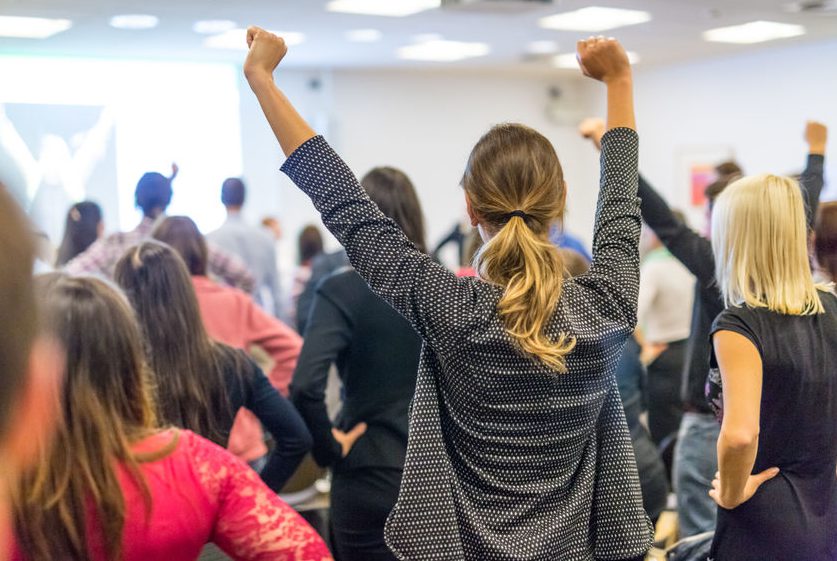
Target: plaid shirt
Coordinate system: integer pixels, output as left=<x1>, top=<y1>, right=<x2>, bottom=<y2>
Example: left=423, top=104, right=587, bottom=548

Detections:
left=64, top=216, right=256, bottom=293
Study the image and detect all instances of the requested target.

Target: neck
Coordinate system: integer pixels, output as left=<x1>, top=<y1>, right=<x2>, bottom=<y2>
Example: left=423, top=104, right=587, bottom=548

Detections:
left=226, top=207, right=243, bottom=215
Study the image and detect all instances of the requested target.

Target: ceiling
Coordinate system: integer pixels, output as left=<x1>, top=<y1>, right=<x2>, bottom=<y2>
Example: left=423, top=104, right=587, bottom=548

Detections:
left=1, top=0, right=836, bottom=73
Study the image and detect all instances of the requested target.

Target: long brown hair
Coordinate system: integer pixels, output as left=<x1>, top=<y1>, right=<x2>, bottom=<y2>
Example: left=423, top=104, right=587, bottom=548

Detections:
left=816, top=201, right=837, bottom=283
left=151, top=216, right=208, bottom=275
left=361, top=166, right=427, bottom=253
left=14, top=274, right=167, bottom=561
left=463, top=123, right=575, bottom=372
left=114, top=240, right=240, bottom=445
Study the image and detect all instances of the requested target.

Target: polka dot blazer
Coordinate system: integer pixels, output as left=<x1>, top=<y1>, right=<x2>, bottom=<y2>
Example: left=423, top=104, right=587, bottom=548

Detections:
left=282, top=128, right=652, bottom=560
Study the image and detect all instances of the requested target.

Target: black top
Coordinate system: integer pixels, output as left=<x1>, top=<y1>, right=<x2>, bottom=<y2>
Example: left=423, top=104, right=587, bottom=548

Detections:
left=222, top=348, right=313, bottom=491
left=296, top=249, right=349, bottom=334
left=291, top=268, right=421, bottom=472
left=637, top=154, right=824, bottom=412
left=706, top=292, right=837, bottom=560
left=282, top=129, right=652, bottom=560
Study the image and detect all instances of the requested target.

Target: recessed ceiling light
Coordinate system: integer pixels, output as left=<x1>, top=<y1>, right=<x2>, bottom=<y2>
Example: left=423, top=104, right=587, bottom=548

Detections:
left=109, top=14, right=159, bottom=30
left=527, top=40, right=559, bottom=55
left=327, top=0, right=441, bottom=17
left=398, top=39, right=490, bottom=62
left=193, top=19, right=237, bottom=35
left=553, top=51, right=641, bottom=69
left=539, top=7, right=651, bottom=32
left=346, top=28, right=382, bottom=42
left=0, top=15, right=72, bottom=38
left=204, top=28, right=305, bottom=50
left=702, top=20, right=805, bottom=44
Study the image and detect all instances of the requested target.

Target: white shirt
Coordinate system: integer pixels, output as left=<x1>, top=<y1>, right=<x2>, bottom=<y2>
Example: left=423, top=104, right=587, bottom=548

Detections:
left=638, top=248, right=695, bottom=343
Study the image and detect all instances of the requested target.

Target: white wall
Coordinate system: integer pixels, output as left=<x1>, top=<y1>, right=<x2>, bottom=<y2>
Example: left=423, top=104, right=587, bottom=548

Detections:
left=633, top=39, right=837, bottom=227
left=237, top=68, right=604, bottom=267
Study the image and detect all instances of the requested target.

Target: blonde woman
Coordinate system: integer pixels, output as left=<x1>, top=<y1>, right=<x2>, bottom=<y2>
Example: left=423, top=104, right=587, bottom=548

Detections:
left=705, top=174, right=837, bottom=560
left=244, top=29, right=650, bottom=561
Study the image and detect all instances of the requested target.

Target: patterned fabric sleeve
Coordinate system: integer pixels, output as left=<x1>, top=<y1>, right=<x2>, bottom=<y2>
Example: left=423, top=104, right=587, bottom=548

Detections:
left=207, top=242, right=257, bottom=294
left=281, top=137, right=480, bottom=356
left=63, top=233, right=123, bottom=277
left=188, top=431, right=333, bottom=561
left=573, top=128, right=641, bottom=331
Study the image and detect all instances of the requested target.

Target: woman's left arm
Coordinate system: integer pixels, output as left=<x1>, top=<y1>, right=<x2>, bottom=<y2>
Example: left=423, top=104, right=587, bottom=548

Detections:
left=710, top=330, right=779, bottom=509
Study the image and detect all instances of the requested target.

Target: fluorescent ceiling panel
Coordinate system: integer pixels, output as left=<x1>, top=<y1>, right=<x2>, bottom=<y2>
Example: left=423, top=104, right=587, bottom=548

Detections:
left=539, top=7, right=651, bottom=32
left=702, top=20, right=806, bottom=44
left=109, top=14, right=159, bottom=30
left=398, top=39, right=490, bottom=62
left=346, top=28, right=383, bottom=42
left=327, top=0, right=441, bottom=17
left=0, top=15, right=72, bottom=38
left=204, top=29, right=305, bottom=50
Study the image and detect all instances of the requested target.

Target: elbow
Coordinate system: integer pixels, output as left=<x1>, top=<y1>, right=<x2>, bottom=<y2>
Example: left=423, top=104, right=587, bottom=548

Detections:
left=720, top=426, right=759, bottom=451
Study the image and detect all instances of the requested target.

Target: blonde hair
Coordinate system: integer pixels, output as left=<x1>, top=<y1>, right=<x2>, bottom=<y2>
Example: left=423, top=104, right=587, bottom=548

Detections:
left=464, top=123, right=575, bottom=372
left=712, top=174, right=826, bottom=315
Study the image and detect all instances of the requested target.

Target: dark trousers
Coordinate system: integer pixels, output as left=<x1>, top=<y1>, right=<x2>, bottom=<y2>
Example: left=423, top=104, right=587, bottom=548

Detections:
left=330, top=467, right=403, bottom=561
left=647, top=339, right=687, bottom=445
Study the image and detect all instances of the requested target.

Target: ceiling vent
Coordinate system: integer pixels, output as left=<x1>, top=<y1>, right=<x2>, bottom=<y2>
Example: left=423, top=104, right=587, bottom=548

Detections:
left=441, top=0, right=554, bottom=13
left=785, top=0, right=837, bottom=13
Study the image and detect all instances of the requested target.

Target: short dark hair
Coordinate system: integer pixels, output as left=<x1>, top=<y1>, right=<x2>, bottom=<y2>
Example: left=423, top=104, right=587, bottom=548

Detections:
left=135, top=172, right=172, bottom=218
left=705, top=160, right=744, bottom=205
left=151, top=216, right=208, bottom=276
left=221, top=178, right=246, bottom=208
left=360, top=167, right=427, bottom=254
left=0, top=185, right=37, bottom=440
left=298, top=225, right=323, bottom=265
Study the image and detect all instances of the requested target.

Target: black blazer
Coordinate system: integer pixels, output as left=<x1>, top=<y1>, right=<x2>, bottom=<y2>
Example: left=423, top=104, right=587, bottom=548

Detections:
left=291, top=268, right=420, bottom=472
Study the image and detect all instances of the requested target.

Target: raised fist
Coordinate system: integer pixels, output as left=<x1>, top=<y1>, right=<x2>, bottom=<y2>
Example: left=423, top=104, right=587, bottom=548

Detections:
left=576, top=36, right=631, bottom=84
left=805, top=121, right=827, bottom=154
left=244, top=26, right=288, bottom=80
left=578, top=117, right=606, bottom=150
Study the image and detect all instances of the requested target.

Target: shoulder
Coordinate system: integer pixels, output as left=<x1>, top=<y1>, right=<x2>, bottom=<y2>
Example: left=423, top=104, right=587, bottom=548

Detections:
left=712, top=305, right=764, bottom=351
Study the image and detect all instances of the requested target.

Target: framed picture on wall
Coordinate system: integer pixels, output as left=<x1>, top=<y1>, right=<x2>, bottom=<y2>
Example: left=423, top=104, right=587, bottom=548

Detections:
left=675, top=145, right=737, bottom=208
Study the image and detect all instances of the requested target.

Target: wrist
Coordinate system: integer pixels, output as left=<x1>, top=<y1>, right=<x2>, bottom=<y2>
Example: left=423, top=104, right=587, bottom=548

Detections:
left=809, top=144, right=826, bottom=156
left=604, top=74, right=633, bottom=88
left=245, top=68, right=275, bottom=90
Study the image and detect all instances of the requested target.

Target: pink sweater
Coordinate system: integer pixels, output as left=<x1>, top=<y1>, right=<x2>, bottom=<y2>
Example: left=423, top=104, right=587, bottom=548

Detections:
left=13, top=430, right=332, bottom=561
left=192, top=276, right=303, bottom=462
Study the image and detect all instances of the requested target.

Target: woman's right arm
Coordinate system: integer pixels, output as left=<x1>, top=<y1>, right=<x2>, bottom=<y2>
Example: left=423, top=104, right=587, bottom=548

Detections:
left=574, top=39, right=642, bottom=328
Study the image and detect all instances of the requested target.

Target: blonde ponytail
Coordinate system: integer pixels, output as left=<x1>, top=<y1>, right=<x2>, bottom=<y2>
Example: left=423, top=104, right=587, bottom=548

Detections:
left=477, top=216, right=575, bottom=371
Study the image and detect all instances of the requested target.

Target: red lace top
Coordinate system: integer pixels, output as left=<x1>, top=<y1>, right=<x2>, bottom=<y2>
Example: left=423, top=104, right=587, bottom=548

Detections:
left=12, top=430, right=332, bottom=561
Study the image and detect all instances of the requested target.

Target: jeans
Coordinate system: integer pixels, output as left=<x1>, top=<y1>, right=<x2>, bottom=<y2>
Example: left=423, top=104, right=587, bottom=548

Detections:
left=673, top=412, right=720, bottom=538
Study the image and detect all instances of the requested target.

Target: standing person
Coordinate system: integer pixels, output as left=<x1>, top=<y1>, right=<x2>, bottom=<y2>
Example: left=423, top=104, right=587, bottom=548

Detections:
left=705, top=174, right=837, bottom=560
left=245, top=29, right=651, bottom=560
left=152, top=216, right=303, bottom=473
left=115, top=241, right=311, bottom=491
left=294, top=226, right=348, bottom=334
left=0, top=186, right=62, bottom=559
left=208, top=178, right=283, bottom=316
left=292, top=166, right=426, bottom=561
left=814, top=201, right=837, bottom=283
left=64, top=169, right=256, bottom=293
left=55, top=201, right=104, bottom=267
left=580, top=117, right=827, bottom=537
left=637, top=217, right=695, bottom=445
left=12, top=274, right=331, bottom=561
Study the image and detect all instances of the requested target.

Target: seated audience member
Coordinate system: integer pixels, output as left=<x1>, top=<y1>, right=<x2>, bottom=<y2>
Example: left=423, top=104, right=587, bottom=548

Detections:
left=115, top=241, right=311, bottom=491
left=637, top=215, right=695, bottom=445
left=815, top=201, right=837, bottom=283
left=705, top=174, right=837, bottom=560
left=152, top=216, right=303, bottom=472
left=64, top=168, right=256, bottom=293
left=12, top=274, right=331, bottom=561
left=0, top=187, right=62, bottom=558
left=295, top=225, right=348, bottom=334
left=247, top=30, right=651, bottom=560
left=55, top=201, right=103, bottom=267
left=208, top=178, right=282, bottom=316
left=580, top=117, right=827, bottom=538
left=292, top=166, right=425, bottom=561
